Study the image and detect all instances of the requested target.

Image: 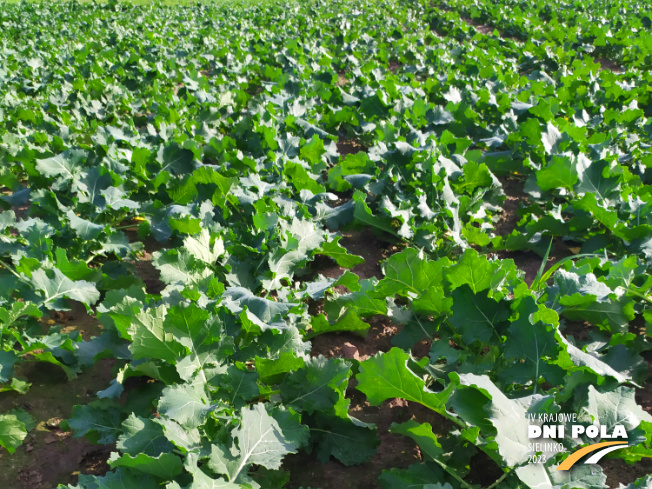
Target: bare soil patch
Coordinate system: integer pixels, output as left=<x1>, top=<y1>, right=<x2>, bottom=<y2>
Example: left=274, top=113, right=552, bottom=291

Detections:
left=133, top=250, right=165, bottom=295
left=461, top=16, right=522, bottom=42
left=310, top=228, right=394, bottom=359
left=603, top=458, right=652, bottom=488
left=337, top=136, right=368, bottom=157
left=0, top=358, right=116, bottom=489
left=462, top=17, right=494, bottom=36
left=43, top=301, right=105, bottom=340
left=0, top=300, right=117, bottom=488
left=388, top=60, right=402, bottom=73
left=595, top=56, right=624, bottom=73
left=495, top=176, right=527, bottom=237
left=337, top=71, right=348, bottom=87
left=311, top=315, right=397, bottom=361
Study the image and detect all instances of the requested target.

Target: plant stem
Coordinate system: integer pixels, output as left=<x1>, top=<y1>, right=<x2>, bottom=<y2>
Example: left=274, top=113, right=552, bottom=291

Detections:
left=620, top=286, right=652, bottom=305
left=485, top=471, right=508, bottom=489
left=531, top=237, right=553, bottom=291
left=0, top=259, right=27, bottom=283
left=430, top=458, right=475, bottom=489
left=537, top=253, right=599, bottom=287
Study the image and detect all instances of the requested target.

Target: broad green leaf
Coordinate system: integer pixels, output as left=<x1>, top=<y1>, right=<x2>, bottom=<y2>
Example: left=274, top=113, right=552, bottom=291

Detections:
left=502, top=296, right=561, bottom=386
left=0, top=411, right=32, bottom=454
left=216, top=365, right=260, bottom=406
left=255, top=352, right=305, bottom=383
left=80, top=468, right=160, bottom=489
left=310, top=310, right=370, bottom=337
left=356, top=348, right=454, bottom=411
left=158, top=383, right=210, bottom=429
left=35, top=149, right=86, bottom=180
left=584, top=386, right=652, bottom=441
left=184, top=229, right=224, bottom=264
left=379, top=462, right=449, bottom=489
left=128, top=306, right=186, bottom=364
left=325, top=278, right=387, bottom=319
left=312, top=414, right=379, bottom=466
left=375, top=248, right=450, bottom=298
left=445, top=249, right=517, bottom=295
left=156, top=418, right=201, bottom=454
left=164, top=304, right=228, bottom=381
left=0, top=302, right=42, bottom=329
left=300, top=134, right=326, bottom=170
left=0, top=351, right=18, bottom=383
left=117, top=414, right=174, bottom=457
left=315, top=237, right=364, bottom=268
left=284, top=161, right=325, bottom=194
left=536, top=155, right=578, bottom=192
left=108, top=452, right=183, bottom=480
left=223, top=287, right=299, bottom=323
left=448, top=286, right=511, bottom=345
left=280, top=356, right=350, bottom=415
left=226, top=403, right=300, bottom=480
left=352, top=190, right=399, bottom=237
left=540, top=122, right=567, bottom=155
left=67, top=210, right=104, bottom=240
left=547, top=464, right=607, bottom=489
left=185, top=453, right=239, bottom=489
left=67, top=402, right=122, bottom=444
left=449, top=373, right=530, bottom=466
left=389, top=420, right=443, bottom=460
left=555, top=334, right=630, bottom=383
left=32, top=268, right=100, bottom=310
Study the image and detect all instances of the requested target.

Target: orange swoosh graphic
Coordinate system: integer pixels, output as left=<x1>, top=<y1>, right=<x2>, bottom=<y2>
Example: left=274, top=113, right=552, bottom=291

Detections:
left=556, top=441, right=628, bottom=470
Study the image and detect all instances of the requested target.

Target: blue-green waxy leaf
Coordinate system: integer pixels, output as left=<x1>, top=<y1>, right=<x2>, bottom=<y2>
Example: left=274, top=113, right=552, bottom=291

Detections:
left=186, top=452, right=239, bottom=489
left=184, top=229, right=225, bottom=264
left=157, top=144, right=197, bottom=175
left=67, top=210, right=104, bottom=240
left=449, top=373, right=531, bottom=466
left=75, top=469, right=160, bottom=489
left=158, top=383, right=211, bottom=429
left=312, top=414, right=379, bottom=466
left=35, top=149, right=86, bottom=181
left=8, top=3, right=652, bottom=488
left=540, top=122, right=567, bottom=155
left=584, top=386, right=652, bottom=443
left=211, top=403, right=300, bottom=483
left=223, top=287, right=299, bottom=323
left=280, top=356, right=350, bottom=414
left=0, top=351, right=17, bottom=383
left=117, top=414, right=175, bottom=457
left=67, top=403, right=122, bottom=444
left=31, top=268, right=100, bottom=310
